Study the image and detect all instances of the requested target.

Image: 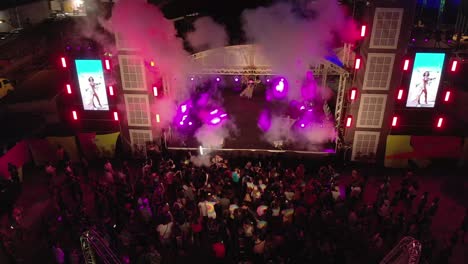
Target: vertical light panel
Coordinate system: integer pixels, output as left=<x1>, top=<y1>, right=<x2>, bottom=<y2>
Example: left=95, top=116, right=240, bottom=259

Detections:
left=156, top=114, right=161, bottom=123
left=346, top=116, right=353, bottom=127
left=444, top=91, right=451, bottom=102
left=153, top=86, right=158, bottom=97
left=72, top=111, right=78, bottom=120
left=436, top=117, right=444, bottom=128
left=113, top=111, right=119, bottom=121
left=360, top=25, right=367, bottom=37
left=397, top=89, right=404, bottom=100
left=450, top=60, right=458, bottom=72
left=354, top=58, right=361, bottom=70
left=403, top=59, right=410, bottom=71
left=392, top=116, right=398, bottom=127
left=109, top=86, right=114, bottom=96
left=104, top=59, right=111, bottom=70
left=61, top=57, right=67, bottom=68
left=66, top=84, right=72, bottom=94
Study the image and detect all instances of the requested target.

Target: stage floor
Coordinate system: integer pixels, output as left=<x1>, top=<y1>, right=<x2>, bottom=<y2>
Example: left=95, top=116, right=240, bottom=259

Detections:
left=169, top=84, right=336, bottom=154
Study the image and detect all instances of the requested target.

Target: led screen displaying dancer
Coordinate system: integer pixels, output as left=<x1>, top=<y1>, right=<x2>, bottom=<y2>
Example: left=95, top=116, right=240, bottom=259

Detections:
left=75, top=59, right=109, bottom=111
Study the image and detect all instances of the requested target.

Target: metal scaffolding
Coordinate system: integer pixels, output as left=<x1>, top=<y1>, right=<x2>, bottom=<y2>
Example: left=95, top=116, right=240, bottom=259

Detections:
left=190, top=44, right=351, bottom=150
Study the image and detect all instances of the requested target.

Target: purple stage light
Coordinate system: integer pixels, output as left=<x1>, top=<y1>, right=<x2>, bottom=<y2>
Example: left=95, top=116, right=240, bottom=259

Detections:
left=179, top=121, right=184, bottom=125
left=210, top=117, right=221, bottom=124
left=216, top=77, right=220, bottom=82
left=220, top=114, right=227, bottom=118
left=234, top=77, right=239, bottom=82
left=266, top=79, right=270, bottom=82
left=181, top=105, right=187, bottom=113
left=188, top=122, right=193, bottom=126
left=275, top=80, right=285, bottom=92
left=210, top=109, right=219, bottom=115
left=424, top=38, right=429, bottom=42
left=300, top=106, right=305, bottom=110
left=411, top=38, right=416, bottom=42
left=300, top=123, right=305, bottom=128
left=190, top=77, right=194, bottom=81
left=258, top=110, right=271, bottom=132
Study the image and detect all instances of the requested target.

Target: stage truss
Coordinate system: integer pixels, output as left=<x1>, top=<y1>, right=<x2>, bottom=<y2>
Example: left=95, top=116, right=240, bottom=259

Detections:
left=189, top=44, right=352, bottom=151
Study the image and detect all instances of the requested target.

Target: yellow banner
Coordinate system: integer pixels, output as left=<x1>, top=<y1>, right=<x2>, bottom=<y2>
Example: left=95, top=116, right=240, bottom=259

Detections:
left=95, top=132, right=120, bottom=158
left=46, top=136, right=80, bottom=162
left=384, top=135, right=413, bottom=168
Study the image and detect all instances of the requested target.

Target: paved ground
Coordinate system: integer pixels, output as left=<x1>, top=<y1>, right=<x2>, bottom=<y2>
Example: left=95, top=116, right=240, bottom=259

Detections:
left=0, top=161, right=467, bottom=263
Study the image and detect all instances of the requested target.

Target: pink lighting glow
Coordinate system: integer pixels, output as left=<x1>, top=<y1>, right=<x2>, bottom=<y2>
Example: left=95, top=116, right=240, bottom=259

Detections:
left=216, top=77, right=220, bottom=82
left=190, top=77, right=194, bottom=81
left=113, top=112, right=119, bottom=121
left=188, top=122, right=193, bottom=125
left=234, top=77, right=239, bottom=82
left=66, top=84, right=72, bottom=94
left=210, top=109, right=219, bottom=115
left=300, top=106, right=305, bottom=110
left=300, top=123, right=305, bottom=128
left=220, top=114, right=227, bottom=118
left=181, top=105, right=187, bottom=113
left=179, top=121, right=184, bottom=125
left=109, top=86, right=114, bottom=96
left=350, top=88, right=357, bottom=101
left=156, top=114, right=161, bottom=123
left=72, top=111, right=78, bottom=120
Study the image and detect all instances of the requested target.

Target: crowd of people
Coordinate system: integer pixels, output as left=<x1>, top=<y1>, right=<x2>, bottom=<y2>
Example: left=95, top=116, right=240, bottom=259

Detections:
left=1, top=149, right=467, bottom=264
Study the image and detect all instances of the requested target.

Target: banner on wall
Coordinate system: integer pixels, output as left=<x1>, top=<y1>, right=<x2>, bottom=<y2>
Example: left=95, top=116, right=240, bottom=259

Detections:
left=46, top=136, right=80, bottom=162
left=27, top=139, right=56, bottom=166
left=77, top=133, right=98, bottom=159
left=385, top=136, right=463, bottom=168
left=0, top=141, right=30, bottom=179
left=95, top=132, right=120, bottom=158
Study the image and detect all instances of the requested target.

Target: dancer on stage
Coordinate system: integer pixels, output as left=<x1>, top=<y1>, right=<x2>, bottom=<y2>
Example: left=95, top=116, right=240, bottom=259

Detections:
left=87, top=76, right=102, bottom=109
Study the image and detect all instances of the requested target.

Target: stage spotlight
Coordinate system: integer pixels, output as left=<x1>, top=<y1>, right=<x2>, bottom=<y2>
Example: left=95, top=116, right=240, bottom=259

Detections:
left=109, top=86, right=114, bottom=96
left=220, top=114, right=227, bottom=118
left=190, top=77, right=194, bottom=81
left=300, top=123, right=305, bottom=128
left=216, top=77, right=220, bottom=82
left=181, top=104, right=187, bottom=113
left=113, top=112, right=119, bottom=121
left=210, top=109, right=219, bottom=115
left=210, top=117, right=221, bottom=125
left=234, top=77, right=239, bottom=82
left=275, top=80, right=285, bottom=92
left=66, top=84, right=72, bottom=94
left=72, top=111, right=78, bottom=120
left=150, top=61, right=155, bottom=67
left=156, top=114, right=161, bottom=123
left=266, top=79, right=270, bottom=82
left=188, top=122, right=193, bottom=126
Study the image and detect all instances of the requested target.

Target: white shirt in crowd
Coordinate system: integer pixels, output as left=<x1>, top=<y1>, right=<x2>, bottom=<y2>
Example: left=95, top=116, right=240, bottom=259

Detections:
left=157, top=222, right=173, bottom=240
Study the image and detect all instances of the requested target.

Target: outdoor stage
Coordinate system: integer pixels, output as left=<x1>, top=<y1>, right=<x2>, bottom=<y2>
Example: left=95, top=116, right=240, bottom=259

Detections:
left=168, top=80, right=337, bottom=156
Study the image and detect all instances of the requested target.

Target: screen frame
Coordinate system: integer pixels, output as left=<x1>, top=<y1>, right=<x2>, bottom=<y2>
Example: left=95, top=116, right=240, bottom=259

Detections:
left=405, top=52, right=447, bottom=108
left=74, top=59, right=110, bottom=111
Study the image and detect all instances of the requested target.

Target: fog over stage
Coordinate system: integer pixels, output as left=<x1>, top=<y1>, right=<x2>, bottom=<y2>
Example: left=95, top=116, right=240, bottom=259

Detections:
left=168, top=79, right=337, bottom=155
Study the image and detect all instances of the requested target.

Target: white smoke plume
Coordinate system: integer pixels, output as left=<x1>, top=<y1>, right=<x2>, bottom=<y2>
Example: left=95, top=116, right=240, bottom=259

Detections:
left=190, top=154, right=212, bottom=167
left=242, top=0, right=358, bottom=100
left=187, top=17, right=229, bottom=51
left=109, top=0, right=191, bottom=101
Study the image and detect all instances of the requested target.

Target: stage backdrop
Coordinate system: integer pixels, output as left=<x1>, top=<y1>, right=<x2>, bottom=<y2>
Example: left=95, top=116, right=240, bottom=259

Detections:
left=385, top=135, right=463, bottom=168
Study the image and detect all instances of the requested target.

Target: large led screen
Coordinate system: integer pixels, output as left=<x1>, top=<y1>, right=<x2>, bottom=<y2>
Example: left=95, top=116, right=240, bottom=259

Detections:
left=406, top=53, right=445, bottom=108
left=75, top=59, right=109, bottom=111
